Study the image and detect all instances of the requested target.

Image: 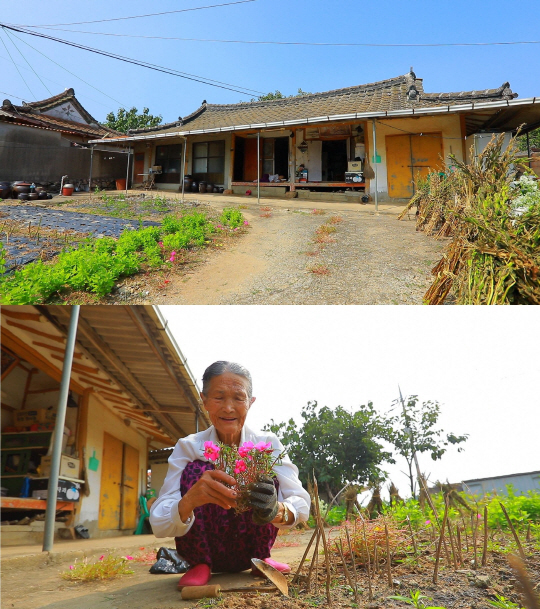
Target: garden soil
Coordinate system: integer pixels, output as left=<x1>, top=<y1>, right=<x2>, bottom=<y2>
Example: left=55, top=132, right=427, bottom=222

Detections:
left=132, top=203, right=446, bottom=305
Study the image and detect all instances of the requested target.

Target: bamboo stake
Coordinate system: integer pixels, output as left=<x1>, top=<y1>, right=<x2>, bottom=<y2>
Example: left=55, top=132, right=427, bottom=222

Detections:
left=507, top=554, right=540, bottom=609
left=461, top=515, right=469, bottom=552
left=345, top=524, right=360, bottom=604
left=433, top=498, right=449, bottom=585
left=374, top=539, right=379, bottom=574
left=472, top=511, right=479, bottom=569
left=482, top=506, right=488, bottom=567
left=526, top=523, right=531, bottom=543
left=499, top=502, right=526, bottom=560
left=313, top=478, right=332, bottom=606
left=384, top=522, right=393, bottom=588
left=407, top=515, right=418, bottom=560
left=359, top=517, right=374, bottom=600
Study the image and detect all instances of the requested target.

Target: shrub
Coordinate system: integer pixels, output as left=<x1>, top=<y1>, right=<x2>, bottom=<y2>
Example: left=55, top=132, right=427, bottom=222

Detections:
left=220, top=207, right=244, bottom=228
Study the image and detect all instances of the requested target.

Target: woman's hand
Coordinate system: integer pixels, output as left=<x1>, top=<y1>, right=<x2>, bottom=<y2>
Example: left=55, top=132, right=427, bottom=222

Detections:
left=178, top=470, right=238, bottom=522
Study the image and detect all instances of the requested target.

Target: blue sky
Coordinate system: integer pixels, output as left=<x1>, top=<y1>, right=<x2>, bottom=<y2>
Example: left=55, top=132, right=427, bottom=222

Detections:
left=1, top=0, right=539, bottom=125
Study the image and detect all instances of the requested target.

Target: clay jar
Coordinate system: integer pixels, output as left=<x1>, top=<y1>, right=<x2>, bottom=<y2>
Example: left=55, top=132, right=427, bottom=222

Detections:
left=12, top=183, right=31, bottom=196
left=28, top=192, right=39, bottom=200
left=206, top=183, right=213, bottom=193
left=18, top=193, right=29, bottom=201
left=38, top=191, right=49, bottom=200
left=0, top=181, right=11, bottom=199
left=198, top=181, right=207, bottom=193
left=191, top=181, right=198, bottom=192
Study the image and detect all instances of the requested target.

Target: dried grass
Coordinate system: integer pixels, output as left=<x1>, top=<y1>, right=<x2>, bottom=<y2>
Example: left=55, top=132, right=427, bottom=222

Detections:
left=308, top=264, right=330, bottom=275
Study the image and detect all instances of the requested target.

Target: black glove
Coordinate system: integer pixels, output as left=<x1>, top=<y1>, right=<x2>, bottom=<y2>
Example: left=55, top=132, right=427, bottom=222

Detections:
left=248, top=474, right=278, bottom=525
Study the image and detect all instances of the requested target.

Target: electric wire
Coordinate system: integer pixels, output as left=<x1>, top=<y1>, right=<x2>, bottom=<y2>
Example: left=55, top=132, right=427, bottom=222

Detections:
left=375, top=119, right=468, bottom=140
left=0, top=89, right=28, bottom=101
left=18, top=0, right=256, bottom=27
left=2, top=28, right=53, bottom=96
left=7, top=25, right=540, bottom=48
left=0, top=24, right=264, bottom=96
left=0, top=30, right=130, bottom=108
left=0, top=30, right=36, bottom=99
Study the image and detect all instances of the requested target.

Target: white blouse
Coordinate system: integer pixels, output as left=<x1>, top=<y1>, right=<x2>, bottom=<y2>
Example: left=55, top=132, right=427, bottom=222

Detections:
left=149, top=424, right=311, bottom=538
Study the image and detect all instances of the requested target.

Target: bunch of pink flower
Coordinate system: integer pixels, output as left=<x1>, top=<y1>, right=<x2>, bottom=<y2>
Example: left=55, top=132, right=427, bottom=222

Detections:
left=202, top=439, right=283, bottom=513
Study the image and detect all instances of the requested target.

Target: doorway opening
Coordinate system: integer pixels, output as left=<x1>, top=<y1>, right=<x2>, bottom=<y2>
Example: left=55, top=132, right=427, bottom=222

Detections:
left=322, top=140, right=347, bottom=181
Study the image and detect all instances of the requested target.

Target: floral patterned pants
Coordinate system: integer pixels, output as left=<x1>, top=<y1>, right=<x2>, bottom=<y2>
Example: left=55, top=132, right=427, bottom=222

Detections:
left=175, top=459, right=279, bottom=573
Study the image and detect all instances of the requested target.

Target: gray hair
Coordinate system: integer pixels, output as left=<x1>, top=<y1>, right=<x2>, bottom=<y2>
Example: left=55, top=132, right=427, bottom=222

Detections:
left=201, top=361, right=253, bottom=398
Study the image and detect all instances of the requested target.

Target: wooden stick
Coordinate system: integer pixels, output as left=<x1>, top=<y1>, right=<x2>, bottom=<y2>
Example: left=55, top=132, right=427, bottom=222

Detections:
left=526, top=523, right=531, bottom=543
left=345, top=524, right=360, bottom=604
left=446, top=517, right=458, bottom=570
left=313, top=478, right=332, bottom=606
left=374, top=538, right=379, bottom=574
left=472, top=511, right=479, bottom=569
left=482, top=506, right=489, bottom=567
left=499, top=502, right=526, bottom=560
left=384, top=522, right=393, bottom=588
left=306, top=528, right=320, bottom=593
left=359, top=517, right=373, bottom=600
left=507, top=554, right=540, bottom=609
left=292, top=527, right=318, bottom=585
left=433, top=498, right=449, bottom=585
left=461, top=515, right=469, bottom=552
left=337, top=540, right=358, bottom=605
left=407, top=515, right=418, bottom=560
left=456, top=526, right=463, bottom=565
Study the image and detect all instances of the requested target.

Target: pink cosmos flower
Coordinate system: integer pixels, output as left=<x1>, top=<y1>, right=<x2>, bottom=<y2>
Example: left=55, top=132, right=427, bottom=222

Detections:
left=243, top=220, right=249, bottom=225
left=425, top=520, right=431, bottom=525
left=204, top=441, right=220, bottom=461
left=234, top=459, right=247, bottom=474
left=238, top=441, right=254, bottom=458
left=169, top=251, right=176, bottom=263
left=158, top=241, right=163, bottom=248
left=125, top=556, right=133, bottom=560
left=69, top=565, right=74, bottom=570
left=254, top=441, right=272, bottom=452
left=99, top=555, right=104, bottom=561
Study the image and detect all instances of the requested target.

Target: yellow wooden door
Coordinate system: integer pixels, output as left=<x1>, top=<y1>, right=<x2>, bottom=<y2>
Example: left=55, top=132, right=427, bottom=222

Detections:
left=98, top=433, right=123, bottom=530
left=411, top=133, right=443, bottom=186
left=386, top=133, right=443, bottom=198
left=120, top=443, right=139, bottom=530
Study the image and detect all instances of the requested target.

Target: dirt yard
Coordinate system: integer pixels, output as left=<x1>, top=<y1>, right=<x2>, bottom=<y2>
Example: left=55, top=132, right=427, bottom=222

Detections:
left=136, top=205, right=446, bottom=305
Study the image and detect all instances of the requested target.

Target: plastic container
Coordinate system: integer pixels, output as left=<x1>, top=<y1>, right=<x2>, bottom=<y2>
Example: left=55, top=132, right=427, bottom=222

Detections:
left=62, top=184, right=74, bottom=196
left=115, top=178, right=127, bottom=191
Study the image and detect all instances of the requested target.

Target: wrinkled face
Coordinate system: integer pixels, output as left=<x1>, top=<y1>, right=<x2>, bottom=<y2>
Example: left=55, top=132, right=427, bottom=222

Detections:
left=201, top=372, right=255, bottom=444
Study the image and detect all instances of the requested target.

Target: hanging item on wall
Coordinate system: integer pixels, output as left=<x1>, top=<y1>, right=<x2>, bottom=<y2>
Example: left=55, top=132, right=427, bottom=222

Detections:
left=297, top=140, right=308, bottom=154
left=88, top=450, right=100, bottom=472
left=305, top=128, right=320, bottom=140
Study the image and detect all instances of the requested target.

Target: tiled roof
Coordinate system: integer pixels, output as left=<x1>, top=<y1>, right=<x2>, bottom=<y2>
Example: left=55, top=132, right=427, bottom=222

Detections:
left=129, top=72, right=518, bottom=135
left=1, top=89, right=120, bottom=138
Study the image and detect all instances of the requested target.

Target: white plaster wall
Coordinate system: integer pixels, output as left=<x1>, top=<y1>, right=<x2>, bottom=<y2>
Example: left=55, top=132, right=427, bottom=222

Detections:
left=77, top=394, right=149, bottom=534
left=466, top=132, right=513, bottom=163
left=366, top=114, right=464, bottom=202
left=150, top=462, right=170, bottom=496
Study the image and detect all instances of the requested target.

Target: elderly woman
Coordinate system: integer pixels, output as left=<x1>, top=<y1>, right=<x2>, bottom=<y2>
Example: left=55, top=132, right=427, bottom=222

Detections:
left=150, top=361, right=310, bottom=588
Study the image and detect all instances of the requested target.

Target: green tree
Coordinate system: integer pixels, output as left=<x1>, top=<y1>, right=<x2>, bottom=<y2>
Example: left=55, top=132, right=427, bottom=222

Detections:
left=388, top=395, right=469, bottom=497
left=517, top=127, right=540, bottom=152
left=104, top=107, right=162, bottom=134
left=264, top=401, right=394, bottom=502
left=251, top=88, right=312, bottom=102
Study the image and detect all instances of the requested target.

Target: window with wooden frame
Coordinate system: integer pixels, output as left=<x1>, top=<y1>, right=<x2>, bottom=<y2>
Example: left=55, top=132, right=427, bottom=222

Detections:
left=155, top=144, right=183, bottom=183
left=192, top=140, right=225, bottom=184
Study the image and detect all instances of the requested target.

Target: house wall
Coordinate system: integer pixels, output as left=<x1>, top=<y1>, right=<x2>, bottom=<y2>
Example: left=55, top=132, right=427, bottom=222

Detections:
left=463, top=472, right=540, bottom=497
left=366, top=114, right=464, bottom=202
left=0, top=123, right=127, bottom=186
left=75, top=393, right=149, bottom=538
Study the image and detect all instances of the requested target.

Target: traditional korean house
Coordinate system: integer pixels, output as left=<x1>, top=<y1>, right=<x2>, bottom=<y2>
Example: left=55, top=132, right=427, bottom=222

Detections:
left=89, top=71, right=540, bottom=203
left=0, top=89, right=127, bottom=189
left=1, top=305, right=209, bottom=547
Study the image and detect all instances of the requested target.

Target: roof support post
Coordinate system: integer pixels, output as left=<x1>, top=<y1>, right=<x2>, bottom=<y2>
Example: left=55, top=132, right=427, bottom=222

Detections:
left=43, top=305, right=80, bottom=553
left=181, top=137, right=187, bottom=202
left=88, top=146, right=94, bottom=193
left=125, top=148, right=131, bottom=195
left=372, top=119, right=379, bottom=212
left=526, top=131, right=531, bottom=168
left=257, top=131, right=260, bottom=205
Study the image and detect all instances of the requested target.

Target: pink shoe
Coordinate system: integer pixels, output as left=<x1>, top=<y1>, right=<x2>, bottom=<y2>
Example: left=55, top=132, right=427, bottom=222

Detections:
left=177, top=564, right=211, bottom=589
left=252, top=558, right=291, bottom=577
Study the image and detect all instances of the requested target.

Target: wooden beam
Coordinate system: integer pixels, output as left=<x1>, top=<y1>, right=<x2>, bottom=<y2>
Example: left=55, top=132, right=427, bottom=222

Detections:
left=1, top=327, right=84, bottom=393
left=0, top=497, right=74, bottom=511
left=2, top=309, right=43, bottom=322
left=32, top=341, right=83, bottom=359
left=5, top=319, right=65, bottom=343
left=76, top=376, right=125, bottom=394
left=228, top=133, right=236, bottom=189
left=1, top=356, right=20, bottom=381
left=50, top=354, right=99, bottom=375
left=48, top=308, right=188, bottom=439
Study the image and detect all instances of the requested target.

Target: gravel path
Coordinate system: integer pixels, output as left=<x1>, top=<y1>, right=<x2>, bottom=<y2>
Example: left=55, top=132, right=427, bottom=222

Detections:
left=156, top=207, right=446, bottom=305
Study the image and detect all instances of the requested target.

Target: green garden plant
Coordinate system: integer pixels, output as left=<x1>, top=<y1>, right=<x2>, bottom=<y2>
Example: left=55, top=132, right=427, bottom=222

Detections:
left=388, top=590, right=445, bottom=609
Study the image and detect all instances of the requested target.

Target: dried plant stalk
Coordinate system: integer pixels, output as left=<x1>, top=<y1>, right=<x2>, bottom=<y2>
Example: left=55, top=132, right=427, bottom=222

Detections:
left=499, top=502, right=526, bottom=560
left=482, top=506, right=489, bottom=567
left=433, top=499, right=449, bottom=585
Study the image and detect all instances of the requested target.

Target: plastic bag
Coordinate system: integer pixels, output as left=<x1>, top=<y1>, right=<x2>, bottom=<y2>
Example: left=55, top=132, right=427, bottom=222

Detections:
left=149, top=547, right=190, bottom=574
